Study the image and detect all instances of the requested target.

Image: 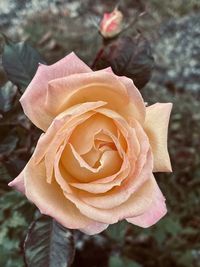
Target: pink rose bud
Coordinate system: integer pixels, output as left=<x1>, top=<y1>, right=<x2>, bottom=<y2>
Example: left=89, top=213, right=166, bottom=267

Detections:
left=99, top=8, right=123, bottom=38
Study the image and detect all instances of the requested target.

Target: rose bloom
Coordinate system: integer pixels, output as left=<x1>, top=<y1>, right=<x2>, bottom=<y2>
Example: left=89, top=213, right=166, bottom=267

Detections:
left=9, top=52, right=172, bottom=235
left=99, top=8, right=123, bottom=38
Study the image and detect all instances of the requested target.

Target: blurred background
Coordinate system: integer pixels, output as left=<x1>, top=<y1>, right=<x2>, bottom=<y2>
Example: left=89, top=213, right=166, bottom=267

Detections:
left=0, top=0, right=200, bottom=267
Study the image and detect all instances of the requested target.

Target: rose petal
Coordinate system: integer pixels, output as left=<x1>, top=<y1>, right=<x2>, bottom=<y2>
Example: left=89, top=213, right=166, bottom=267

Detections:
left=144, top=103, right=172, bottom=172
left=80, top=222, right=108, bottom=235
left=95, top=108, right=141, bottom=162
left=81, top=146, right=102, bottom=167
left=44, top=112, right=96, bottom=183
left=76, top=149, right=152, bottom=210
left=8, top=171, right=25, bottom=193
left=34, top=102, right=107, bottom=184
left=70, top=113, right=117, bottom=155
left=126, top=181, right=167, bottom=227
left=64, top=175, right=160, bottom=224
left=69, top=155, right=130, bottom=194
left=118, top=76, right=146, bottom=123
left=54, top=140, right=127, bottom=195
left=70, top=118, right=151, bottom=209
left=34, top=101, right=106, bottom=166
left=24, top=157, right=108, bottom=234
left=54, top=147, right=74, bottom=194
left=47, top=72, right=127, bottom=114
left=20, top=52, right=92, bottom=131
left=61, top=144, right=122, bottom=183
left=47, top=71, right=144, bottom=124
left=61, top=128, right=130, bottom=194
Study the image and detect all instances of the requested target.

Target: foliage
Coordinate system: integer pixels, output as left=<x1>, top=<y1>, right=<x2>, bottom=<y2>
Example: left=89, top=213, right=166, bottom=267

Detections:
left=146, top=0, right=200, bottom=18
left=109, top=255, right=141, bottom=267
left=2, top=40, right=45, bottom=92
left=0, top=191, right=35, bottom=267
left=24, top=215, right=75, bottom=267
left=93, top=36, right=154, bottom=90
left=0, top=46, right=40, bottom=266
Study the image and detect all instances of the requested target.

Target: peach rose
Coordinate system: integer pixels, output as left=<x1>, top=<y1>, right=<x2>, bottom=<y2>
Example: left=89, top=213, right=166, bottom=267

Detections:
left=9, top=52, right=172, bottom=235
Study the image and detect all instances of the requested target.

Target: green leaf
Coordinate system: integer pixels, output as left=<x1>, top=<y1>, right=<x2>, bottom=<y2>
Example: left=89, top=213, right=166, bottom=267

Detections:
left=178, top=250, right=195, bottom=266
left=109, top=255, right=124, bottom=267
left=94, top=36, right=154, bottom=90
left=106, top=221, right=127, bottom=242
left=109, top=256, right=142, bottom=267
left=0, top=81, right=17, bottom=113
left=0, top=190, right=35, bottom=267
left=0, top=163, right=11, bottom=194
left=163, top=217, right=182, bottom=236
left=2, top=40, right=45, bottom=92
left=0, top=245, right=24, bottom=267
left=0, top=134, right=18, bottom=154
left=0, top=191, right=26, bottom=210
left=125, top=260, right=142, bottom=267
left=24, top=215, right=75, bottom=267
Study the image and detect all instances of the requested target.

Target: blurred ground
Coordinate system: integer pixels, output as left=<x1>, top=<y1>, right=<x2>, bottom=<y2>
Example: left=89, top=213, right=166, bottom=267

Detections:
left=0, top=1, right=200, bottom=267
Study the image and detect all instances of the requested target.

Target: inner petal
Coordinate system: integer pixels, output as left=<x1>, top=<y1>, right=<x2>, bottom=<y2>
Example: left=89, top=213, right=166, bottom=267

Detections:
left=44, top=111, right=95, bottom=183
left=61, top=143, right=122, bottom=182
left=81, top=146, right=101, bottom=167
left=69, top=113, right=118, bottom=155
left=54, top=138, right=129, bottom=195
left=81, top=140, right=116, bottom=168
left=94, top=132, right=116, bottom=151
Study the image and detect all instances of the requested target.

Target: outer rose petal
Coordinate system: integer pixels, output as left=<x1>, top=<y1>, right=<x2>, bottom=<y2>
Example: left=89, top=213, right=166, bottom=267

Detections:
left=64, top=172, right=159, bottom=224
left=97, top=70, right=145, bottom=123
left=8, top=171, right=25, bottom=193
left=144, top=103, right=172, bottom=172
left=118, top=76, right=146, bottom=124
left=126, top=179, right=167, bottom=227
left=23, top=157, right=108, bottom=234
left=20, top=52, right=92, bottom=131
left=46, top=71, right=145, bottom=125
left=80, top=222, right=108, bottom=235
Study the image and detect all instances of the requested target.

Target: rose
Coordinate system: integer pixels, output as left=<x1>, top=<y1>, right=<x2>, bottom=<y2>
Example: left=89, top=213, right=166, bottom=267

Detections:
left=9, top=52, right=172, bottom=235
left=99, top=7, right=123, bottom=38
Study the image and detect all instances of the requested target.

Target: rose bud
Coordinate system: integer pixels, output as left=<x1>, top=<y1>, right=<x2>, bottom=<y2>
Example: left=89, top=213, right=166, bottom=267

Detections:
left=99, top=8, right=123, bottom=39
